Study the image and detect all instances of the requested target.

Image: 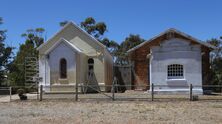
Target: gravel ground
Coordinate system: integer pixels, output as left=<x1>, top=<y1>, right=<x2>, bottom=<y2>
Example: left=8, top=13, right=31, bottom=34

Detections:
left=0, top=98, right=222, bottom=124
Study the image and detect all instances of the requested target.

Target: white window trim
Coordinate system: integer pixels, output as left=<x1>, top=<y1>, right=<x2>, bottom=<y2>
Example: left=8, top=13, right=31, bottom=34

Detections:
left=167, top=64, right=185, bottom=80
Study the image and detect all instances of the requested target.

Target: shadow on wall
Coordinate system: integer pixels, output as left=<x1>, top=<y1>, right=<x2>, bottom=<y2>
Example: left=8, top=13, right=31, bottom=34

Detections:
left=131, top=68, right=146, bottom=90
left=114, top=67, right=127, bottom=93
left=85, top=70, right=100, bottom=93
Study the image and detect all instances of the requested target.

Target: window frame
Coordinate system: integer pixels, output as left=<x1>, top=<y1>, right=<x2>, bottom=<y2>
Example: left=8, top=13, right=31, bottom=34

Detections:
left=167, top=64, right=184, bottom=79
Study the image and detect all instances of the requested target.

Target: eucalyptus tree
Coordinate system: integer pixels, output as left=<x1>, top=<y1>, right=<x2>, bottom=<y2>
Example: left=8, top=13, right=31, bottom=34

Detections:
left=0, top=17, right=12, bottom=86
left=8, top=28, right=45, bottom=86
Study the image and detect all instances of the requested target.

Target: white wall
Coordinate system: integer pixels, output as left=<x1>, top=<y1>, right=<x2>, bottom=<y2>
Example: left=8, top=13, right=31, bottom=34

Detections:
left=150, top=38, right=202, bottom=92
left=48, top=42, right=77, bottom=84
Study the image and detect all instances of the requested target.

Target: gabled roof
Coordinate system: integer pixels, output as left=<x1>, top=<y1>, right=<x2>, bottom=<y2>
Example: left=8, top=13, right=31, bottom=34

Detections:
left=37, top=21, right=105, bottom=51
left=127, top=28, right=216, bottom=53
left=44, top=38, right=82, bottom=54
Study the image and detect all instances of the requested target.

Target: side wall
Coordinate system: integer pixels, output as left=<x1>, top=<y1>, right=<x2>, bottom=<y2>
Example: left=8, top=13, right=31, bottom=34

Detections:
left=93, top=57, right=105, bottom=84
left=104, top=50, right=113, bottom=91
left=129, top=37, right=162, bottom=90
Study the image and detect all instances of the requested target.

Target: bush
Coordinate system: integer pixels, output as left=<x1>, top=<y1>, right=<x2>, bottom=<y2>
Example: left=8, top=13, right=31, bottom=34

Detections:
left=17, top=88, right=27, bottom=100
left=17, top=89, right=25, bottom=96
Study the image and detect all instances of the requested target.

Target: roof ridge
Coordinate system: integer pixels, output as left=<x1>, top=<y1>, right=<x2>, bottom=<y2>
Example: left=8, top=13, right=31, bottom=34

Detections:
left=127, top=28, right=216, bottom=53
left=37, top=21, right=106, bottom=51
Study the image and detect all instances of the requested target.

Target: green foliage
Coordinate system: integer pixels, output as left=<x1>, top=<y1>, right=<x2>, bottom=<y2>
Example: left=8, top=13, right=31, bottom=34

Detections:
left=0, top=17, right=13, bottom=86
left=17, top=88, right=25, bottom=96
left=115, top=34, right=145, bottom=65
left=207, top=38, right=222, bottom=88
left=59, top=21, right=69, bottom=27
left=8, top=28, right=45, bottom=86
left=80, top=17, right=107, bottom=40
left=101, top=38, right=120, bottom=56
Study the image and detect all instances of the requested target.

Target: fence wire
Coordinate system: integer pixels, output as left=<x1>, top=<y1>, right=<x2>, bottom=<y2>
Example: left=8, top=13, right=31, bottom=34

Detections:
left=1, top=84, right=222, bottom=102
left=37, top=84, right=222, bottom=102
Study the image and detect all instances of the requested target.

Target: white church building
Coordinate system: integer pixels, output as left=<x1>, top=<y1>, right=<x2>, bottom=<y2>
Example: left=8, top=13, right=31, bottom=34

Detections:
left=37, top=22, right=113, bottom=92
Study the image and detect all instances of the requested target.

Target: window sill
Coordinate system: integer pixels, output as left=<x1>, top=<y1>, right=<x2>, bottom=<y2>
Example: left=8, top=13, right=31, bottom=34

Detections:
left=59, top=78, right=68, bottom=81
left=166, top=78, right=186, bottom=81
left=58, top=78, right=68, bottom=84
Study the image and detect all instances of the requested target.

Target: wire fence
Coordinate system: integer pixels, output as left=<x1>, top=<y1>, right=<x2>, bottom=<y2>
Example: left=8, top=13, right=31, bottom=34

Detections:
left=0, top=87, right=11, bottom=102
left=1, top=84, right=222, bottom=102
left=38, top=83, right=222, bottom=102
left=0, top=86, right=39, bottom=102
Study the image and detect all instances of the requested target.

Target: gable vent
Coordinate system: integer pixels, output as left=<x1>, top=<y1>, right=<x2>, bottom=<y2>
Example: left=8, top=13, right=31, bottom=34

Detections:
left=166, top=31, right=175, bottom=40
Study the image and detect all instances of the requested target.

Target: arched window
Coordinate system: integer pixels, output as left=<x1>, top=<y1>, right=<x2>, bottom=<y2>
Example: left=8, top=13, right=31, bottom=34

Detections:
left=88, top=58, right=94, bottom=64
left=167, top=64, right=183, bottom=79
left=60, top=58, right=67, bottom=79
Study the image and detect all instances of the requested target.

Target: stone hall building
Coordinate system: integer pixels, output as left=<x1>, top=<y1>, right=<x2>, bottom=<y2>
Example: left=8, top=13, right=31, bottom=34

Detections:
left=127, top=28, right=215, bottom=93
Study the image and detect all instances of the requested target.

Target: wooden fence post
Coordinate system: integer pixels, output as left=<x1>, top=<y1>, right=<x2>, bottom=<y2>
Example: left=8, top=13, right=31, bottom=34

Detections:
left=151, top=83, right=154, bottom=101
left=9, top=87, right=12, bottom=102
left=112, top=78, right=116, bottom=101
left=190, top=84, right=193, bottom=101
left=40, top=85, right=43, bottom=101
left=75, top=82, right=78, bottom=101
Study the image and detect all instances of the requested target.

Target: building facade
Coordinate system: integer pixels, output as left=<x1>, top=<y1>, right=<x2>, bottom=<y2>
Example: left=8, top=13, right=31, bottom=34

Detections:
left=37, top=22, right=113, bottom=92
left=127, top=29, right=215, bottom=93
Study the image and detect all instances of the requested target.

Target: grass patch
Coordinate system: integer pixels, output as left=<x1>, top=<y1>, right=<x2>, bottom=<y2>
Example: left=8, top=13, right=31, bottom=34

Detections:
left=211, top=105, right=222, bottom=108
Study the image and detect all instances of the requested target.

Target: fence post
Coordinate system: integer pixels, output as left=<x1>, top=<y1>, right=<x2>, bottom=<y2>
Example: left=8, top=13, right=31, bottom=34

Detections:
left=37, top=85, right=39, bottom=100
left=9, top=87, right=12, bottom=102
left=151, top=83, right=154, bottom=101
left=220, top=84, right=222, bottom=95
left=190, top=84, right=193, bottom=101
left=75, top=82, right=78, bottom=101
left=40, top=85, right=43, bottom=101
left=112, top=78, right=115, bottom=101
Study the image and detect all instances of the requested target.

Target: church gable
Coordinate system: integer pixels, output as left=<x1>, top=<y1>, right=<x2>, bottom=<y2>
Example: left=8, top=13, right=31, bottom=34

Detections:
left=45, top=38, right=82, bottom=55
left=37, top=22, right=105, bottom=55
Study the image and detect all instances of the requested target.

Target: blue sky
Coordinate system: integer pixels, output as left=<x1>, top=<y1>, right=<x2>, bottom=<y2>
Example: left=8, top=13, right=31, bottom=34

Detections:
left=1, top=0, right=222, bottom=52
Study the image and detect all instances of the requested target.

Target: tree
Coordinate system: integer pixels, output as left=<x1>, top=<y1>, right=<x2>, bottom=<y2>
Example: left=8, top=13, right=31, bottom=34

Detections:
left=100, top=38, right=120, bottom=56
left=0, top=17, right=12, bottom=86
left=59, top=21, right=69, bottom=27
left=8, top=28, right=45, bottom=86
left=207, top=38, right=222, bottom=90
left=207, top=38, right=222, bottom=60
left=80, top=17, right=107, bottom=41
left=115, top=34, right=145, bottom=65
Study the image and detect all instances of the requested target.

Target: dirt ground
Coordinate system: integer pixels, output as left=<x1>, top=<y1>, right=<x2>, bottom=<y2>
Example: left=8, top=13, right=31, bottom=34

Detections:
left=0, top=98, right=222, bottom=124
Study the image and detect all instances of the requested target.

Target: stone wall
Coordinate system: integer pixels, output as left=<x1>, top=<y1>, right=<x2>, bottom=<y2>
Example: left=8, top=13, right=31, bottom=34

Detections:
left=128, top=33, right=211, bottom=90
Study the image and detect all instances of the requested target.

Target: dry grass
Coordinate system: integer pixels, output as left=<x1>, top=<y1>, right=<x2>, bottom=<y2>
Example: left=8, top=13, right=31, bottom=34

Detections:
left=0, top=98, right=222, bottom=124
